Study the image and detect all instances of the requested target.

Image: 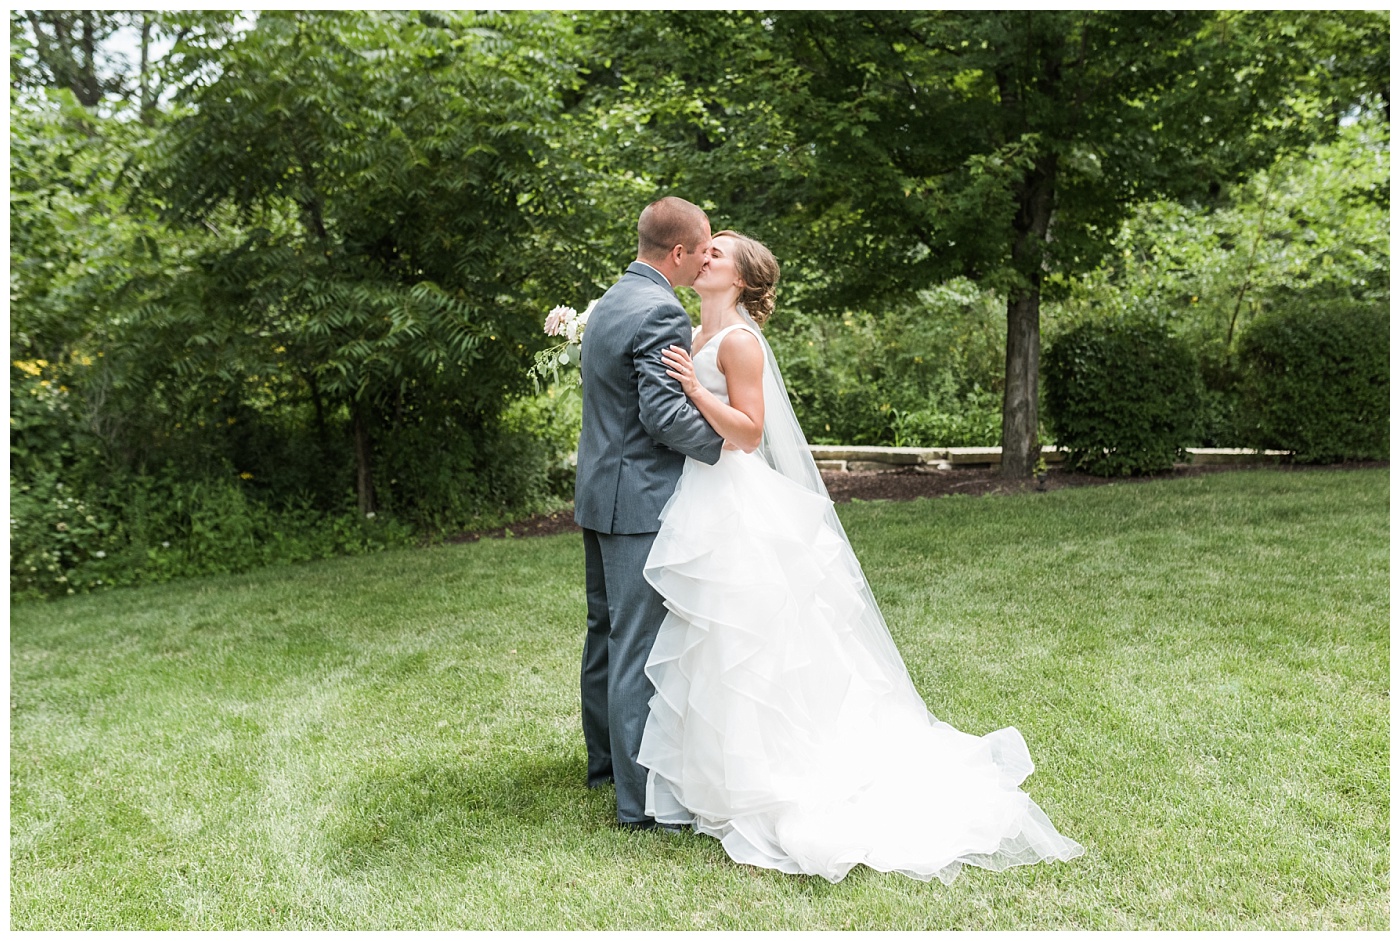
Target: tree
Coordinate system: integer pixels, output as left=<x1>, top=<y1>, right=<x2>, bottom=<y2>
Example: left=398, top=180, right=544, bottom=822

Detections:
left=582, top=10, right=1385, bottom=476
left=11, top=10, right=239, bottom=119
left=11, top=10, right=130, bottom=107
left=133, top=10, right=603, bottom=515
left=1057, top=113, right=1390, bottom=360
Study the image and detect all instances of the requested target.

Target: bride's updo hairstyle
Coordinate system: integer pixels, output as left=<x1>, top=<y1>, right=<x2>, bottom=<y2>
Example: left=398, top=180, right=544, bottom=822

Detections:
left=717, top=229, right=780, bottom=327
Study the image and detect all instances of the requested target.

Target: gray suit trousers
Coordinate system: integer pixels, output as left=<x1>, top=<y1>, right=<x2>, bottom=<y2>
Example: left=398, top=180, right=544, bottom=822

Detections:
left=581, top=527, right=668, bottom=824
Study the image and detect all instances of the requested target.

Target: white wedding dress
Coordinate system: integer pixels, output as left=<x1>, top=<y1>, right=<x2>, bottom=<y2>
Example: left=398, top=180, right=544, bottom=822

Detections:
left=638, top=321, right=1084, bottom=884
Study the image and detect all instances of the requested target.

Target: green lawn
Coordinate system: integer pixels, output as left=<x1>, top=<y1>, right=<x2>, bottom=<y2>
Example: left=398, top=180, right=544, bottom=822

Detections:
left=10, top=468, right=1388, bottom=929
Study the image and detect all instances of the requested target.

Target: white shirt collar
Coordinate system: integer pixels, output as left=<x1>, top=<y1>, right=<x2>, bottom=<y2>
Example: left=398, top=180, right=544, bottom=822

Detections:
left=633, top=260, right=672, bottom=286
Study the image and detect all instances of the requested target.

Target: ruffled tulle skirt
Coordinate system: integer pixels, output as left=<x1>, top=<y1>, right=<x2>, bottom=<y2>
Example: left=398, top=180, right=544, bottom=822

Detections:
left=639, top=449, right=1084, bottom=883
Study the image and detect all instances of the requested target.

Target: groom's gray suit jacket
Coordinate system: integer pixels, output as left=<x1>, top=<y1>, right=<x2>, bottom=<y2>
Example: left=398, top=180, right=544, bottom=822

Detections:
left=574, top=262, right=725, bottom=532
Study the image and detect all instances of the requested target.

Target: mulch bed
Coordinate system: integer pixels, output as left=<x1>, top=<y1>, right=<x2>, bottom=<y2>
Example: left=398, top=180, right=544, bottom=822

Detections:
left=446, top=459, right=1387, bottom=544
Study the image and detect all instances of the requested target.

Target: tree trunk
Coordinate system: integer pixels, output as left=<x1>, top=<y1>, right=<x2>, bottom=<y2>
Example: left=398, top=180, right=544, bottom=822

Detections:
left=999, top=155, right=1057, bottom=479
left=353, top=409, right=376, bottom=515
left=1001, top=286, right=1042, bottom=478
left=139, top=14, right=154, bottom=124
left=305, top=368, right=330, bottom=450
left=1225, top=163, right=1277, bottom=352
left=77, top=14, right=101, bottom=108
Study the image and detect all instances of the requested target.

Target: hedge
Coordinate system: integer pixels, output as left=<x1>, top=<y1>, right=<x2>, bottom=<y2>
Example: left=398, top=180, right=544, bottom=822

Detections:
left=1044, top=317, right=1204, bottom=476
left=1235, top=298, right=1388, bottom=462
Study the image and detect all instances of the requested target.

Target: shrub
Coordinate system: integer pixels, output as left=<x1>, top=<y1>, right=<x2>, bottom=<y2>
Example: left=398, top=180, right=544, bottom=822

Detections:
left=1235, top=298, right=1388, bottom=462
left=502, top=389, right=583, bottom=502
left=1044, top=317, right=1204, bottom=476
left=355, top=383, right=586, bottom=539
left=792, top=384, right=896, bottom=446
left=890, top=387, right=1003, bottom=448
left=9, top=472, right=118, bottom=599
left=10, top=351, right=572, bottom=599
left=1197, top=386, right=1245, bottom=449
left=768, top=281, right=1008, bottom=446
left=9, top=463, right=416, bottom=601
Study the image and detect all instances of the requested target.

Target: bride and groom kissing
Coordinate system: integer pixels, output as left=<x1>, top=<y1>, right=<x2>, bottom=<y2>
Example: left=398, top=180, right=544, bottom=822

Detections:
left=573, top=196, right=1083, bottom=884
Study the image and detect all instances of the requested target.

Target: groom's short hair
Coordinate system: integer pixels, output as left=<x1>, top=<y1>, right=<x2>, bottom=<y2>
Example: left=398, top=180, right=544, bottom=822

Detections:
left=637, top=196, right=709, bottom=260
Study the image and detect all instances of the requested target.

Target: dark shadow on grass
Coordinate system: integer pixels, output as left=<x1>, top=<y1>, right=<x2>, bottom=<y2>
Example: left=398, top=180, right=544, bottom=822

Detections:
left=322, top=749, right=845, bottom=892
left=326, top=750, right=598, bottom=873
left=319, top=737, right=1038, bottom=894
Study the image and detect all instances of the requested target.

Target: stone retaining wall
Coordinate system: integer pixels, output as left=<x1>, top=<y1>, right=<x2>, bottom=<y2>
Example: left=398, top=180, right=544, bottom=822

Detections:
left=809, top=445, right=1288, bottom=472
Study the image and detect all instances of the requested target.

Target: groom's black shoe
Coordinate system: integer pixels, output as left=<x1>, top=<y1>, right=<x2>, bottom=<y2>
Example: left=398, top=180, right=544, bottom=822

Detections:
left=586, top=776, right=614, bottom=789
left=618, top=818, right=686, bottom=834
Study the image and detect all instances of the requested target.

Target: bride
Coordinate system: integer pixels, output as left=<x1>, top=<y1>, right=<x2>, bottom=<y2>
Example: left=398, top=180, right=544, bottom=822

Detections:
left=636, top=230, right=1085, bottom=884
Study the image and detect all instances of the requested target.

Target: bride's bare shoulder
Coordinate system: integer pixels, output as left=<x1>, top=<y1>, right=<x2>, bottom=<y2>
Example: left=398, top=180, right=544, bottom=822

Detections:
left=716, top=325, right=763, bottom=373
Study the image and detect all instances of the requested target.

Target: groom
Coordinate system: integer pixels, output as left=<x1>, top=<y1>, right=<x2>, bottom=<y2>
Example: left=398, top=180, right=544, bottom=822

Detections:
left=574, top=196, right=725, bottom=829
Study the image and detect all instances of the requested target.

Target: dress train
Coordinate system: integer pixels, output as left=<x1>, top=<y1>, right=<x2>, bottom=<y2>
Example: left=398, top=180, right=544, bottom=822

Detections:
left=639, top=448, right=1084, bottom=884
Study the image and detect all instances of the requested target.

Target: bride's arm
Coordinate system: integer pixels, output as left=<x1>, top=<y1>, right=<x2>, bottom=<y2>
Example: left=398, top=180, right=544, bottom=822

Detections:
left=661, top=331, right=765, bottom=452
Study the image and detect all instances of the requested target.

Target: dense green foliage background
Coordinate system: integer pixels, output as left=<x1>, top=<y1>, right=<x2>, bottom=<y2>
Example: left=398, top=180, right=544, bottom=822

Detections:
left=10, top=10, right=1389, bottom=597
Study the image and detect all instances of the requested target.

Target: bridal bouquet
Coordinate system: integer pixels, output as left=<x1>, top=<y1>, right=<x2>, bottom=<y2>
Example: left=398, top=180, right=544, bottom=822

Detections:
left=529, top=300, right=594, bottom=390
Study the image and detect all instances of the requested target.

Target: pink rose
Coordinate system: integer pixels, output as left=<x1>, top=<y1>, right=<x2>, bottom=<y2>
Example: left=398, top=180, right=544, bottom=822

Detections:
left=544, top=305, right=576, bottom=337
